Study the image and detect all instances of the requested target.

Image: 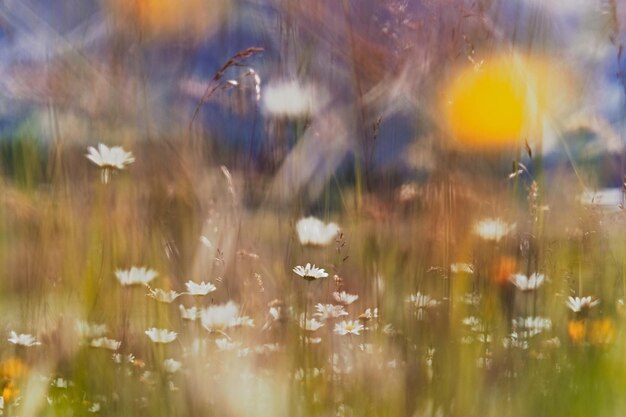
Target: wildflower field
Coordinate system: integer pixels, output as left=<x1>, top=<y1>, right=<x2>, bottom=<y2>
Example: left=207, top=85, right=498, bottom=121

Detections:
left=0, top=1, right=626, bottom=416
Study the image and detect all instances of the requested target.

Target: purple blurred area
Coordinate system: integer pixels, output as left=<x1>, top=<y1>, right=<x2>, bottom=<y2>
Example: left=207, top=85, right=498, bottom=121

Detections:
left=0, top=0, right=624, bottom=193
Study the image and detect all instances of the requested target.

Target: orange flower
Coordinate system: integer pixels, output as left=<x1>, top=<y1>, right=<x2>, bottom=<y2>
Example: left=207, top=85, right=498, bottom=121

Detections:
left=107, top=0, right=228, bottom=39
left=2, top=380, right=19, bottom=403
left=567, top=320, right=586, bottom=345
left=492, top=256, right=517, bottom=285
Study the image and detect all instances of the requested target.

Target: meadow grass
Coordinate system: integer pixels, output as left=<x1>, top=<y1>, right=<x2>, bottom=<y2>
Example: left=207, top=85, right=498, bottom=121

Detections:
left=0, top=130, right=624, bottom=417
left=0, top=1, right=625, bottom=416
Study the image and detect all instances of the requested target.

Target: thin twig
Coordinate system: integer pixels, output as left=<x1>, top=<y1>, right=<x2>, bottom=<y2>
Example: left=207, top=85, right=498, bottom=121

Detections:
left=189, top=47, right=264, bottom=129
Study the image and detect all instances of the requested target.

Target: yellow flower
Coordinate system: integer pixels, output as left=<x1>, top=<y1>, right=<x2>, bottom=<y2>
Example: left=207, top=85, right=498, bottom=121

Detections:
left=443, top=57, right=525, bottom=148
left=0, top=357, right=28, bottom=404
left=588, top=318, right=615, bottom=346
left=0, top=357, right=28, bottom=380
left=441, top=54, right=575, bottom=150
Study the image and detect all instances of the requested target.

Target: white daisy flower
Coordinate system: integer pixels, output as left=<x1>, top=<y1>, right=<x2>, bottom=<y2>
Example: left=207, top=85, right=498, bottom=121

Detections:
left=147, top=288, right=181, bottom=303
left=90, top=337, right=121, bottom=350
left=111, top=353, right=122, bottom=363
left=334, top=320, right=365, bottom=336
left=578, top=188, right=624, bottom=212
left=333, top=291, right=359, bottom=305
left=300, top=317, right=325, bottom=332
left=513, top=316, right=552, bottom=337
left=406, top=292, right=439, bottom=320
left=510, top=273, right=545, bottom=291
left=543, top=337, right=561, bottom=349
left=86, top=143, right=135, bottom=183
left=75, top=321, right=108, bottom=339
left=86, top=143, right=135, bottom=170
left=145, top=328, right=177, bottom=344
left=296, top=216, right=340, bottom=246
left=503, top=333, right=529, bottom=350
left=54, top=378, right=69, bottom=388
left=473, top=218, right=515, bottom=241
left=461, top=293, right=481, bottom=306
left=215, top=338, right=241, bottom=351
left=199, top=236, right=213, bottom=248
left=269, top=306, right=283, bottom=321
left=462, top=316, right=485, bottom=333
left=115, top=266, right=158, bottom=287
left=184, top=280, right=217, bottom=296
left=162, top=358, right=182, bottom=373
left=254, top=343, right=281, bottom=354
left=262, top=80, right=325, bottom=117
left=237, top=348, right=251, bottom=358
left=231, top=316, right=255, bottom=328
left=8, top=331, right=40, bottom=346
left=201, top=302, right=239, bottom=331
left=405, top=292, right=439, bottom=309
left=451, top=263, right=474, bottom=274
left=293, top=263, right=329, bottom=281
left=313, top=304, right=348, bottom=320
left=303, top=336, right=322, bottom=345
left=200, top=301, right=251, bottom=332
left=179, top=305, right=200, bottom=321
left=566, top=296, right=600, bottom=313
left=358, top=343, right=374, bottom=353
left=476, top=354, right=493, bottom=369
left=359, top=308, right=379, bottom=321
left=382, top=323, right=396, bottom=335
left=293, top=367, right=324, bottom=381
